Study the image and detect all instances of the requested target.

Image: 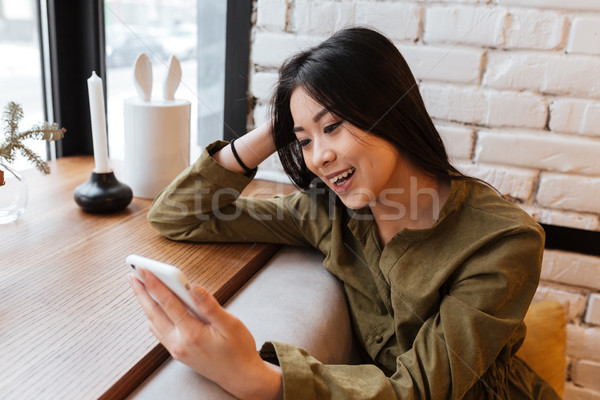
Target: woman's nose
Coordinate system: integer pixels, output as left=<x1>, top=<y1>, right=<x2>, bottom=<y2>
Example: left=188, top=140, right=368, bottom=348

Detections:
left=312, top=140, right=336, bottom=167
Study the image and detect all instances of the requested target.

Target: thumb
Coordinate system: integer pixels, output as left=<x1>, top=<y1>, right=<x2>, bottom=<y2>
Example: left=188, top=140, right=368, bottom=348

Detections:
left=191, top=286, right=235, bottom=332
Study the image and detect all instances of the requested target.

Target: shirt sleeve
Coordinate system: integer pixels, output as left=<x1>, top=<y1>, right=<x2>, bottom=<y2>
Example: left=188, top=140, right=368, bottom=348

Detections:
left=259, top=225, right=546, bottom=400
left=147, top=141, right=326, bottom=248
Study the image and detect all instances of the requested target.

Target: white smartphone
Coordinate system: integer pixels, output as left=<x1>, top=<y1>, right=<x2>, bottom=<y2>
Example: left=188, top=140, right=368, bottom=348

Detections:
left=127, top=254, right=208, bottom=323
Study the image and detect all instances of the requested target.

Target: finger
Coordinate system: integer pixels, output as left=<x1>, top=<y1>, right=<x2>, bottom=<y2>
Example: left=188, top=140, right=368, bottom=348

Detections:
left=128, top=273, right=176, bottom=337
left=137, top=268, right=196, bottom=330
left=190, top=286, right=239, bottom=333
left=147, top=320, right=166, bottom=343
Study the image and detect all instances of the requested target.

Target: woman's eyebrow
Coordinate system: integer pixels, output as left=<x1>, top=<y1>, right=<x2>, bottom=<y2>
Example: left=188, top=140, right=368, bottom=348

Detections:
left=293, top=108, right=329, bottom=132
left=313, top=108, right=328, bottom=122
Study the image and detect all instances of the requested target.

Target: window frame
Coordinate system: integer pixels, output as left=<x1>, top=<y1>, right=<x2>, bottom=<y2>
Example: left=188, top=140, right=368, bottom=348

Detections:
left=44, top=0, right=252, bottom=157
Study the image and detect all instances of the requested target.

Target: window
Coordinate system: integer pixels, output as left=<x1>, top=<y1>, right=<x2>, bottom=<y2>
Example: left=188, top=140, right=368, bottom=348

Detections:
left=37, top=0, right=249, bottom=163
left=0, top=0, right=48, bottom=170
left=103, top=0, right=227, bottom=162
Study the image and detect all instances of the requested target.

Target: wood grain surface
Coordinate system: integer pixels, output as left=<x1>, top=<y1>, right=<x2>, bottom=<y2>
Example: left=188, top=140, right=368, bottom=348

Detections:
left=0, top=156, right=295, bottom=399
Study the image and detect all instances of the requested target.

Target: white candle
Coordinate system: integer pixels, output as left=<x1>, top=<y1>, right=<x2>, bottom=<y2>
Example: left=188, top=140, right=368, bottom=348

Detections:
left=87, top=71, right=110, bottom=173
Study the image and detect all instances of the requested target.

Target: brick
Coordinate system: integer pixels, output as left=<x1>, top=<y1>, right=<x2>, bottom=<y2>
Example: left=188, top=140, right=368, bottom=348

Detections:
left=520, top=205, right=600, bottom=231
left=581, top=327, right=600, bottom=362
left=505, top=8, right=566, bottom=50
left=563, top=382, right=600, bottom=400
left=586, top=294, right=600, bottom=326
left=456, top=162, right=537, bottom=201
left=421, top=84, right=486, bottom=124
left=498, top=0, right=600, bottom=12
left=568, top=17, right=600, bottom=55
left=573, top=360, right=600, bottom=391
left=434, top=0, right=490, bottom=4
left=533, top=285, right=587, bottom=322
left=475, top=131, right=600, bottom=175
left=541, top=250, right=600, bottom=291
left=252, top=32, right=321, bottom=68
left=250, top=72, right=278, bottom=100
left=486, top=91, right=547, bottom=128
left=484, top=51, right=600, bottom=99
left=355, top=2, right=421, bottom=41
left=252, top=102, right=270, bottom=127
left=436, top=0, right=489, bottom=3
left=436, top=125, right=474, bottom=160
left=397, top=44, right=483, bottom=84
left=424, top=5, right=508, bottom=47
left=537, top=173, right=600, bottom=214
left=293, top=1, right=355, bottom=35
left=256, top=152, right=290, bottom=183
left=420, top=83, right=547, bottom=128
left=256, top=0, right=287, bottom=31
left=550, top=98, right=600, bottom=137
left=567, top=323, right=585, bottom=358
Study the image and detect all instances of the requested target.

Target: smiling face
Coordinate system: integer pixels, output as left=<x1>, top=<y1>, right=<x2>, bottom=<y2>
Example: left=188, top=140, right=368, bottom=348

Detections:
left=290, top=87, right=408, bottom=210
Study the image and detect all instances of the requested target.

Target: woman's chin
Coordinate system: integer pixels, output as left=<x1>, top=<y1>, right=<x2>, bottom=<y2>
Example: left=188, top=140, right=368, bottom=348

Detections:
left=337, top=192, right=372, bottom=210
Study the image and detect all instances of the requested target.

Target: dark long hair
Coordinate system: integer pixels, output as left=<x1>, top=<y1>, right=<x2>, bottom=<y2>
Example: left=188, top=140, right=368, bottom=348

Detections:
left=270, top=27, right=463, bottom=190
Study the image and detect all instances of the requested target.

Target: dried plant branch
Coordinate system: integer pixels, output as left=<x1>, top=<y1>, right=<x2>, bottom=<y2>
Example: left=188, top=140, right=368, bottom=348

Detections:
left=0, top=102, right=66, bottom=175
left=3, top=101, right=23, bottom=138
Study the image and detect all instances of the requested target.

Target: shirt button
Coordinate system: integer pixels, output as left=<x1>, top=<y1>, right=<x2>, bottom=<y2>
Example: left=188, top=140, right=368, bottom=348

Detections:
left=375, top=335, right=383, bottom=343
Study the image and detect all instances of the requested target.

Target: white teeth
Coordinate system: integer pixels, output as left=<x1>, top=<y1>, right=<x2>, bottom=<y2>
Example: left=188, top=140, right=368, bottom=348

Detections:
left=329, top=168, right=355, bottom=184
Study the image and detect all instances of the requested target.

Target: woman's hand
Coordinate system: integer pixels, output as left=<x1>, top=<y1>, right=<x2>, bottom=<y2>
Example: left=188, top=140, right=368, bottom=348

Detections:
left=129, top=268, right=283, bottom=400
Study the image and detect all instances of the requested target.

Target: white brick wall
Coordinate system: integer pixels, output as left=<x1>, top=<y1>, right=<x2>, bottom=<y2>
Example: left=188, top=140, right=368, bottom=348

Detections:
left=249, top=0, right=600, bottom=230
left=521, top=205, right=600, bottom=231
left=586, top=294, right=600, bottom=325
left=436, top=124, right=475, bottom=161
left=484, top=51, right=600, bottom=98
left=504, top=8, right=566, bottom=50
left=564, top=382, right=600, bottom=400
left=542, top=250, right=600, bottom=291
left=475, top=131, right=600, bottom=176
left=498, top=0, right=600, bottom=12
left=423, top=6, right=507, bottom=47
left=249, top=4, right=600, bottom=392
left=252, top=32, right=321, bottom=69
left=537, top=173, right=600, bottom=214
left=457, top=162, right=537, bottom=201
left=355, top=2, right=422, bottom=42
left=250, top=72, right=278, bottom=101
left=397, top=45, right=484, bottom=84
left=567, top=17, right=600, bottom=55
left=533, top=285, right=587, bottom=322
left=573, top=360, right=600, bottom=391
left=550, top=98, right=600, bottom=137
left=256, top=0, right=287, bottom=32
left=293, top=1, right=355, bottom=35
left=421, top=84, right=547, bottom=128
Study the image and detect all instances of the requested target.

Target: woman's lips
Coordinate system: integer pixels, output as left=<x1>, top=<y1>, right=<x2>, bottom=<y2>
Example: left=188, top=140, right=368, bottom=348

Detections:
left=330, top=168, right=355, bottom=194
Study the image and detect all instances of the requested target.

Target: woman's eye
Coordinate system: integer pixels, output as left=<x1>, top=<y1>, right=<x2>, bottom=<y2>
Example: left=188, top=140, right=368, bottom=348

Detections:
left=324, top=120, right=343, bottom=134
left=298, top=138, right=311, bottom=148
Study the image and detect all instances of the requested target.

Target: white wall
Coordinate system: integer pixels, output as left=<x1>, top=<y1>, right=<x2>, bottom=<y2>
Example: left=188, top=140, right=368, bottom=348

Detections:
left=250, top=0, right=600, bottom=232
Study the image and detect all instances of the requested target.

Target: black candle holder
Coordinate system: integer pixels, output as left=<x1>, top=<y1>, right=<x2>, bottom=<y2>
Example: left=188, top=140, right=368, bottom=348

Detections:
left=74, top=170, right=133, bottom=213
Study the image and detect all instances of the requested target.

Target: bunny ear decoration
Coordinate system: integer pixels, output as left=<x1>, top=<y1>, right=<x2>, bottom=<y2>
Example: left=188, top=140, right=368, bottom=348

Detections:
left=163, top=55, right=182, bottom=101
left=134, top=53, right=153, bottom=102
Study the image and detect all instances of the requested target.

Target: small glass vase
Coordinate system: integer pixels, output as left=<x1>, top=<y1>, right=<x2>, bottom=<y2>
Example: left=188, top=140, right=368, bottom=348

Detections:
left=0, top=157, right=28, bottom=224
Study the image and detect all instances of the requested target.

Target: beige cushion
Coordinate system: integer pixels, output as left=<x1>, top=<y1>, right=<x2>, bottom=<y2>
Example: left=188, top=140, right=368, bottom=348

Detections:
left=516, top=300, right=567, bottom=397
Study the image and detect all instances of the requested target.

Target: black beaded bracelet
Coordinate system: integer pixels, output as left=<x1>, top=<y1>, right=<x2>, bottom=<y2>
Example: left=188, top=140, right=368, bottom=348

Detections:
left=230, top=139, right=254, bottom=174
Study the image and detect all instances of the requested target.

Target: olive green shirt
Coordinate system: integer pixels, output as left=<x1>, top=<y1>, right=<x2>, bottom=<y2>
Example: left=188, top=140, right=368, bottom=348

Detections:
left=148, top=141, right=560, bottom=400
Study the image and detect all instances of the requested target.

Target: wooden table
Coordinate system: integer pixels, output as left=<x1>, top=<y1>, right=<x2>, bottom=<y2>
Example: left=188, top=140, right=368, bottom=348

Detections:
left=0, top=156, right=294, bottom=399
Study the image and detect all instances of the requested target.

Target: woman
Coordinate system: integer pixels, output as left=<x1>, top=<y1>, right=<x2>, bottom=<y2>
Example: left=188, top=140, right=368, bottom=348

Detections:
left=129, top=28, right=560, bottom=399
